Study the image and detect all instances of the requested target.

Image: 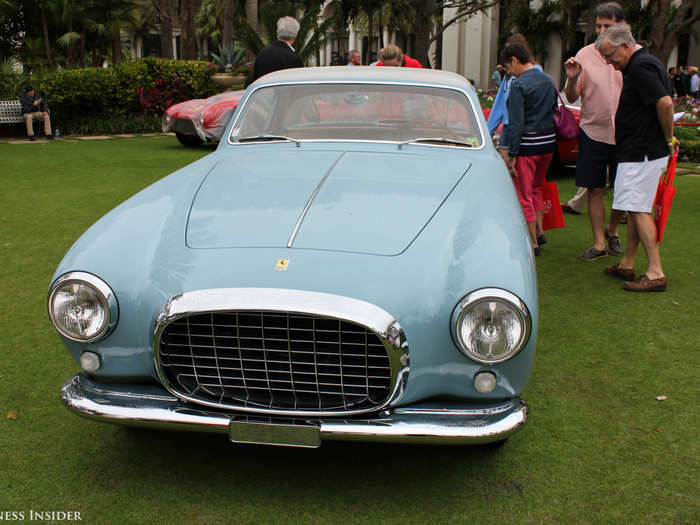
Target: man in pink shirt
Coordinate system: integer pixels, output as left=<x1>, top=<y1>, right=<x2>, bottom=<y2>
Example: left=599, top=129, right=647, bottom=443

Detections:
left=563, top=2, right=626, bottom=261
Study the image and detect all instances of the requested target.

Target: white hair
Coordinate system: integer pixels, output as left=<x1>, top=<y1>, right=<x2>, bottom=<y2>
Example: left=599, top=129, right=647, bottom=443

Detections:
left=277, top=16, right=300, bottom=41
left=595, top=23, right=635, bottom=51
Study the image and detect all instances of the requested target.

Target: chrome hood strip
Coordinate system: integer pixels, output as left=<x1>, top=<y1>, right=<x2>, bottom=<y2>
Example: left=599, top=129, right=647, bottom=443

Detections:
left=287, top=152, right=345, bottom=248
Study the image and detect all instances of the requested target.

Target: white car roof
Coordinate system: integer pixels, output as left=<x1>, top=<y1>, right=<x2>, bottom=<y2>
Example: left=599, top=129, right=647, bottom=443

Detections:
left=252, top=66, right=473, bottom=90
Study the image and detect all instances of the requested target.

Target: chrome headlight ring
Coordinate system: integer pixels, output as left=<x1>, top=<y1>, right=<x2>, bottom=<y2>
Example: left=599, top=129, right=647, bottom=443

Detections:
left=48, top=272, right=118, bottom=343
left=452, top=288, right=531, bottom=364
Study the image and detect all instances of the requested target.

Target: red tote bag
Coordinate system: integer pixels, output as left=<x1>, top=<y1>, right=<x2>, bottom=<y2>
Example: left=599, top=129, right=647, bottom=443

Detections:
left=541, top=180, right=566, bottom=230
left=653, top=146, right=678, bottom=242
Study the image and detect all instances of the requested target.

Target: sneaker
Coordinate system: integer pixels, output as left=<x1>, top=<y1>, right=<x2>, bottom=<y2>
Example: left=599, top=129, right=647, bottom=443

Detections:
left=562, top=204, right=581, bottom=215
left=28, top=136, right=36, bottom=141
left=605, top=230, right=623, bottom=256
left=579, top=247, right=607, bottom=261
left=537, top=234, right=547, bottom=246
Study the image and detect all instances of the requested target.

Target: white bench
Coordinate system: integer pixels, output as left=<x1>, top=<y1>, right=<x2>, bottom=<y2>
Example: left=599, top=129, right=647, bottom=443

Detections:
left=0, top=100, right=24, bottom=124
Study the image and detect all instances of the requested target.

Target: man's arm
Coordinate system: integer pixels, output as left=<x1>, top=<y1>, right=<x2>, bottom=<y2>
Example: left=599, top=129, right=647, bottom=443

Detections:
left=656, top=95, right=674, bottom=146
left=563, top=57, right=582, bottom=103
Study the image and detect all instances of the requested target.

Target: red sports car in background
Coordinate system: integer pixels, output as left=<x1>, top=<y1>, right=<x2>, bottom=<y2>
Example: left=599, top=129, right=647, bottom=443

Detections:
left=162, top=90, right=244, bottom=146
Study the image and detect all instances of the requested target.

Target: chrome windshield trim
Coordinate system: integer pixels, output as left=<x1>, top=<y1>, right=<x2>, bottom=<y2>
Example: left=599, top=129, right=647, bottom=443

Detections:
left=226, top=80, right=486, bottom=149
left=153, top=288, right=409, bottom=417
left=287, top=152, right=345, bottom=248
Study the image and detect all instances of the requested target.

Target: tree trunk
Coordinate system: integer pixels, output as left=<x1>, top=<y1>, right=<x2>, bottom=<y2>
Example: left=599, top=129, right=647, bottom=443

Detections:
left=434, top=10, right=443, bottom=69
left=80, top=31, right=86, bottom=68
left=413, top=0, right=434, bottom=68
left=39, top=0, right=53, bottom=67
left=67, top=20, right=75, bottom=68
left=222, top=0, right=235, bottom=48
left=160, top=0, right=174, bottom=59
left=92, top=46, right=100, bottom=68
left=180, top=0, right=197, bottom=59
left=367, top=11, right=374, bottom=63
left=648, top=0, right=700, bottom=66
left=648, top=0, right=673, bottom=62
left=245, top=0, right=260, bottom=37
left=112, top=24, right=122, bottom=64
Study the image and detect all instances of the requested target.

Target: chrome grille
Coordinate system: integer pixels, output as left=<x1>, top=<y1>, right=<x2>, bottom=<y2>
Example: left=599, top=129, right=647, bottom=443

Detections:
left=157, top=311, right=393, bottom=412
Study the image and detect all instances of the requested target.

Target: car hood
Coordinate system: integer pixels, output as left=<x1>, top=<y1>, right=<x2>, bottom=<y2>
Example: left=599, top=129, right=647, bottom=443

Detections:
left=186, top=148, right=470, bottom=256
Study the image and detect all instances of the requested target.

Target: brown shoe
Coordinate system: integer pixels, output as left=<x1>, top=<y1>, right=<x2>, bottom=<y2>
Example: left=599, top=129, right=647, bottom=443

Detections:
left=623, top=274, right=667, bottom=292
left=604, top=264, right=635, bottom=280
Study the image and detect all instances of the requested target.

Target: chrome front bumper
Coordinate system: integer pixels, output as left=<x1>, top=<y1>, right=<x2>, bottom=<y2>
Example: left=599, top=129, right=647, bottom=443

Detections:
left=61, top=375, right=528, bottom=447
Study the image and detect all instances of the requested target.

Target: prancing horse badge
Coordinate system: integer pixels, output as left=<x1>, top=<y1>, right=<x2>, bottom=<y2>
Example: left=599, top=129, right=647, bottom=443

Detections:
left=274, top=258, right=289, bottom=271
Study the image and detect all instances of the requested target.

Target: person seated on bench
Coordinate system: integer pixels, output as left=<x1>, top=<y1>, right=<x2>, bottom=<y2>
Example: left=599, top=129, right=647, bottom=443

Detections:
left=20, top=85, right=52, bottom=141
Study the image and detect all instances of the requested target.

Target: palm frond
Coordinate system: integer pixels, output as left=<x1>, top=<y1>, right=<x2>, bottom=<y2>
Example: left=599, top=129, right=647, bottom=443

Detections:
left=57, top=31, right=82, bottom=49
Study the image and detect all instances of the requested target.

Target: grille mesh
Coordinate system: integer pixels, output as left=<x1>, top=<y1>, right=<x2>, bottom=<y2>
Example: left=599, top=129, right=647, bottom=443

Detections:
left=157, top=311, right=393, bottom=411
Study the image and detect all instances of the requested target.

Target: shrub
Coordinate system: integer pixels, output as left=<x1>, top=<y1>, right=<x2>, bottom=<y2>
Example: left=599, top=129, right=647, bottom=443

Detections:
left=138, top=77, right=190, bottom=116
left=39, top=58, right=219, bottom=133
left=0, top=59, right=29, bottom=99
left=57, top=115, right=161, bottom=136
left=679, top=139, right=700, bottom=162
left=673, top=125, right=700, bottom=142
left=477, top=88, right=497, bottom=108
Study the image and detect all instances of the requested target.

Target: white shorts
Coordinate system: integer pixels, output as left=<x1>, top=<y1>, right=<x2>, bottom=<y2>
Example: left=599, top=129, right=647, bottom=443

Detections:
left=612, top=156, right=668, bottom=213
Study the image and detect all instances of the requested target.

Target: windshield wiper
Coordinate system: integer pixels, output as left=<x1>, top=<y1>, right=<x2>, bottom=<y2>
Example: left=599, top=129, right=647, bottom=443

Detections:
left=397, top=137, right=475, bottom=150
left=237, top=134, right=300, bottom=146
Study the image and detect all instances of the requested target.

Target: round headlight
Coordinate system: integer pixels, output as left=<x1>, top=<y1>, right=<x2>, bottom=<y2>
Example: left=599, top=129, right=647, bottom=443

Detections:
left=453, top=289, right=531, bottom=364
left=48, top=272, right=117, bottom=342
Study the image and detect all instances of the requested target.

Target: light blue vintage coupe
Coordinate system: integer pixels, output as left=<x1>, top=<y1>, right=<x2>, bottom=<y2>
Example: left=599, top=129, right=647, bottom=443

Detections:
left=50, top=67, right=537, bottom=447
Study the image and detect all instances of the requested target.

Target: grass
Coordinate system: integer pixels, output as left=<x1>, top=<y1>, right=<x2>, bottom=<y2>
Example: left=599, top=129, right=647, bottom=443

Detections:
left=1, top=136, right=698, bottom=525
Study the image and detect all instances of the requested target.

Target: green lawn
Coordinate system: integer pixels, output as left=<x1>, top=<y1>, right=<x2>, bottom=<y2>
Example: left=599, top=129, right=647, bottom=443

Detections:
left=1, top=136, right=698, bottom=525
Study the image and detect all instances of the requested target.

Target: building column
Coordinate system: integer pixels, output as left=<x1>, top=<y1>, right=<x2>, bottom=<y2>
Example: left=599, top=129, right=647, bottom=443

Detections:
left=348, top=23, right=356, bottom=51
left=325, top=41, right=332, bottom=65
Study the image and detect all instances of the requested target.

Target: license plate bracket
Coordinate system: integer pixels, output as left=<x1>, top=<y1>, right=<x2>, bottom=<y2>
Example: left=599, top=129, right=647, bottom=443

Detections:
left=229, top=420, right=321, bottom=448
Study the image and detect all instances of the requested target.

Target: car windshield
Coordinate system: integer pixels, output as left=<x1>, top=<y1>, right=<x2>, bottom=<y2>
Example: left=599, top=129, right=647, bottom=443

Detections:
left=229, top=83, right=482, bottom=146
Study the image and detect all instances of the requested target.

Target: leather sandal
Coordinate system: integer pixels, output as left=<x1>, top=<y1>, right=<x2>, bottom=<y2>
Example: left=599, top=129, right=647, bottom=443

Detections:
left=604, top=264, right=634, bottom=281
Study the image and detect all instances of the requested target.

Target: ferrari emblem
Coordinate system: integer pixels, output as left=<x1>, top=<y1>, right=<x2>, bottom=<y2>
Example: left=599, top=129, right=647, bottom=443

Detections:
left=274, top=258, right=289, bottom=271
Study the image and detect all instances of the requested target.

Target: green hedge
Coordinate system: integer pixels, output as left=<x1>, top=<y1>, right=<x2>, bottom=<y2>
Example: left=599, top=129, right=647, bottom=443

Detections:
left=679, top=139, right=700, bottom=161
left=40, top=58, right=219, bottom=134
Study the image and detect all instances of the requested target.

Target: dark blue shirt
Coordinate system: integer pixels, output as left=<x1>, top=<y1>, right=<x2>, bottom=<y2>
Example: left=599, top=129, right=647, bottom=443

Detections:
left=505, top=68, right=557, bottom=157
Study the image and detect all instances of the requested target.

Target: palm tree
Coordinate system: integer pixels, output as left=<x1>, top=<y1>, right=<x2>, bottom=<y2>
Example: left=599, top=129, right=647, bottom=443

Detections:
left=50, top=0, right=85, bottom=67
left=180, top=0, right=198, bottom=60
left=338, top=0, right=383, bottom=63
left=38, top=0, right=54, bottom=66
left=235, top=0, right=333, bottom=64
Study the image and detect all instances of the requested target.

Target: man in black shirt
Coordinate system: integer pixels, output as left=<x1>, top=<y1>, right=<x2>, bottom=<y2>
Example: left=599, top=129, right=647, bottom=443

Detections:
left=20, top=85, right=53, bottom=141
left=596, top=24, right=673, bottom=292
left=253, top=16, right=303, bottom=81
